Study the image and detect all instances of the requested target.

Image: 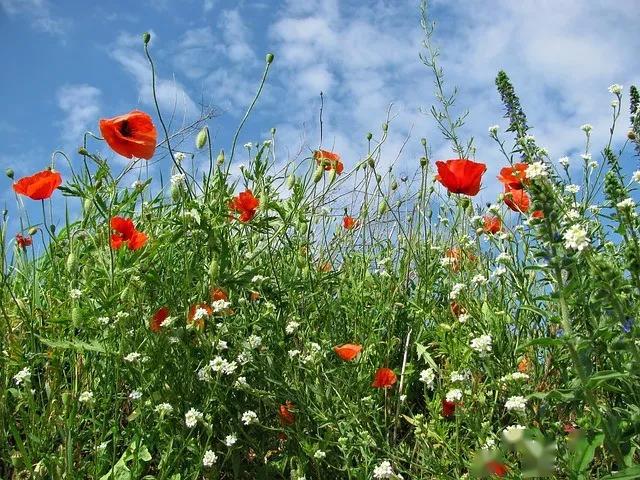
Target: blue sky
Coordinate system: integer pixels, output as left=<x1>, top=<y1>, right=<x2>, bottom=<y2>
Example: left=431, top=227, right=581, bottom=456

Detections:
left=1, top=0, right=639, bottom=232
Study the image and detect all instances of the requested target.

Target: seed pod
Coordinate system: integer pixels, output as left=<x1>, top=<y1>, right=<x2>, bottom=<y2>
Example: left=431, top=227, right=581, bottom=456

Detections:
left=378, top=200, right=389, bottom=216
left=196, top=127, right=208, bottom=149
left=382, top=123, right=388, bottom=132
left=391, top=180, right=398, bottom=191
left=421, top=138, right=427, bottom=146
left=209, top=257, right=219, bottom=284
left=367, top=157, right=375, bottom=168
left=266, top=53, right=274, bottom=64
left=5, top=168, right=13, bottom=179
left=366, top=132, right=373, bottom=141
left=77, top=147, right=89, bottom=156
left=66, top=252, right=77, bottom=273
left=313, top=164, right=324, bottom=183
left=142, top=32, right=151, bottom=44
left=420, top=157, right=427, bottom=167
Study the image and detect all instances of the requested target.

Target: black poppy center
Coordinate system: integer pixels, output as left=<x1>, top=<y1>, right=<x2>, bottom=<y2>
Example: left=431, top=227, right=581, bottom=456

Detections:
left=119, top=120, right=133, bottom=137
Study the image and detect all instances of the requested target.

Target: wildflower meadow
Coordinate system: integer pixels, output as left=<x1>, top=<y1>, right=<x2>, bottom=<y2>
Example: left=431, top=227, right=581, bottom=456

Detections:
left=2, top=2, right=640, bottom=479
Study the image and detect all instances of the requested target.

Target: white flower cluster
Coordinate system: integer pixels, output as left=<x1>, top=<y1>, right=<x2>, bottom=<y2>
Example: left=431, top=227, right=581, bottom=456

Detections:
left=285, top=321, right=300, bottom=334
left=526, top=161, right=548, bottom=179
left=500, top=372, right=530, bottom=382
left=450, top=371, right=468, bottom=383
left=202, top=450, right=218, bottom=467
left=154, top=403, right=174, bottom=415
left=449, top=283, right=465, bottom=300
left=373, top=460, right=403, bottom=479
left=185, top=408, right=204, bottom=428
left=13, top=367, right=31, bottom=385
left=503, top=424, right=526, bottom=443
left=470, top=334, right=492, bottom=355
left=505, top=395, right=528, bottom=412
left=209, top=356, right=238, bottom=376
left=608, top=84, right=623, bottom=95
left=419, top=368, right=435, bottom=389
left=563, top=224, right=590, bottom=251
left=617, top=198, right=636, bottom=210
left=241, top=410, right=259, bottom=425
left=558, top=156, right=570, bottom=167
left=211, top=299, right=231, bottom=313
left=170, top=173, right=186, bottom=187
left=445, top=388, right=463, bottom=403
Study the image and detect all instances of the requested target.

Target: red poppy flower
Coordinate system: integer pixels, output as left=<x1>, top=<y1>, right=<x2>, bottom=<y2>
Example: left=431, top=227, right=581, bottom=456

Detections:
left=99, top=110, right=157, bottom=160
left=334, top=344, right=362, bottom=361
left=517, top=356, right=531, bottom=373
left=435, top=159, right=486, bottom=196
left=497, top=162, right=528, bottom=190
left=15, top=234, right=32, bottom=249
left=485, top=460, right=508, bottom=477
left=482, top=215, right=502, bottom=234
left=188, top=303, right=212, bottom=330
left=314, top=149, right=344, bottom=174
left=150, top=306, right=170, bottom=333
left=210, top=287, right=229, bottom=302
left=278, top=401, right=295, bottom=426
left=110, top=216, right=148, bottom=250
left=441, top=399, right=457, bottom=418
left=372, top=367, right=397, bottom=388
left=343, top=215, right=357, bottom=230
left=13, top=169, right=62, bottom=200
left=503, top=186, right=530, bottom=213
left=532, top=209, right=544, bottom=219
left=229, top=189, right=259, bottom=223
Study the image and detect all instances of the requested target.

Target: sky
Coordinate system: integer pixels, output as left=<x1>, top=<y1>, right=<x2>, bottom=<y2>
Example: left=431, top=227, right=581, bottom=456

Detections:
left=1, top=0, right=639, bottom=234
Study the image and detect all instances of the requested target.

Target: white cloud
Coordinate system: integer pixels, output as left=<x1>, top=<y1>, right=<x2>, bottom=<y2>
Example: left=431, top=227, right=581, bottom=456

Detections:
left=0, top=0, right=68, bottom=37
left=56, top=84, right=102, bottom=144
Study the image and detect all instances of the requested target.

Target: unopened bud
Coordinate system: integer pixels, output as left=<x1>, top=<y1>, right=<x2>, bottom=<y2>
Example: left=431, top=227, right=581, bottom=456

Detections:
left=391, top=180, right=398, bottom=191
left=376, top=174, right=382, bottom=183
left=142, top=32, right=151, bottom=44
left=270, top=127, right=276, bottom=135
left=421, top=138, right=427, bottom=146
left=367, top=157, right=375, bottom=168
left=420, top=157, right=427, bottom=167
left=286, top=174, right=295, bottom=190
left=208, top=257, right=219, bottom=284
left=266, top=53, right=274, bottom=64
left=216, top=150, right=225, bottom=165
left=28, top=226, right=38, bottom=236
left=50, top=224, right=56, bottom=234
left=66, top=252, right=77, bottom=273
left=196, top=127, right=208, bottom=149
left=367, top=132, right=373, bottom=141
left=313, top=164, right=324, bottom=183
left=378, top=200, right=389, bottom=216
left=382, top=123, right=388, bottom=132
left=78, top=147, right=89, bottom=156
left=328, top=167, right=337, bottom=183
left=5, top=168, right=14, bottom=179
left=628, top=130, right=637, bottom=140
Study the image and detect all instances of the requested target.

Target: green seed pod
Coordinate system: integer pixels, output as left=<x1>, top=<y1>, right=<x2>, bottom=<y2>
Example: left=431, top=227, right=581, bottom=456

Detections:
left=209, top=257, right=219, bottom=284
left=216, top=150, right=225, bottom=165
left=77, top=147, right=89, bottom=156
left=266, top=53, right=274, bottom=64
left=142, top=32, right=151, bottom=44
left=420, top=157, right=427, bottom=167
left=196, top=127, right=208, bottom=149
left=313, top=164, right=324, bottom=183
left=286, top=174, right=295, bottom=190
left=375, top=174, right=382, bottom=184
left=66, top=252, right=77, bottom=273
left=171, top=184, right=182, bottom=202
left=50, top=224, right=56, bottom=234
left=391, top=180, right=398, bottom=191
left=5, top=168, right=14, bottom=179
left=366, top=132, right=373, bottom=141
left=382, top=122, right=388, bottom=132
left=421, top=138, right=427, bottom=146
left=459, top=197, right=470, bottom=209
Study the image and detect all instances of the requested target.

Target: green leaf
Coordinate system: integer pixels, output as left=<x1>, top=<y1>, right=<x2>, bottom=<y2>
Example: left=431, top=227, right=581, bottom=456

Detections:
left=569, top=433, right=604, bottom=473
left=585, top=371, right=630, bottom=389
left=37, top=335, right=106, bottom=354
left=415, top=343, right=438, bottom=370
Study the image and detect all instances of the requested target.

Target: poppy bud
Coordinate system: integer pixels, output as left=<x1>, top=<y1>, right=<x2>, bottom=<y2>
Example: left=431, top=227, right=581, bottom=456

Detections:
left=420, top=157, right=427, bottom=167
left=382, top=122, right=388, bottom=132
left=367, top=157, right=375, bottom=168
left=142, top=32, right=151, bottom=44
left=50, top=224, right=56, bottom=233
left=313, top=164, right=324, bottom=183
left=95, top=179, right=103, bottom=189
left=421, top=138, right=427, bottom=146
left=375, top=174, right=382, bottom=184
left=196, top=127, right=208, bottom=149
left=391, top=180, right=398, bottom=191
left=266, top=53, right=274, bottom=64
left=66, top=252, right=77, bottom=273
left=378, top=200, right=389, bottom=216
left=629, top=130, right=637, bottom=140
left=216, top=150, right=225, bottom=165
left=28, top=226, right=38, bottom=236
left=72, top=306, right=81, bottom=326
left=367, top=132, right=373, bottom=141
left=271, top=127, right=276, bottom=135
left=5, top=168, right=14, bottom=179
left=83, top=198, right=92, bottom=214
left=78, top=147, right=89, bottom=156
left=328, top=167, right=337, bottom=183
left=209, top=257, right=219, bottom=284
left=286, top=174, right=295, bottom=190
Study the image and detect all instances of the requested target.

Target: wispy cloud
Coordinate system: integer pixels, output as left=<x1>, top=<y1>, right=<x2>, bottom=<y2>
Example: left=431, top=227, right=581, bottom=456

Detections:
left=56, top=84, right=102, bottom=144
left=0, top=0, right=68, bottom=37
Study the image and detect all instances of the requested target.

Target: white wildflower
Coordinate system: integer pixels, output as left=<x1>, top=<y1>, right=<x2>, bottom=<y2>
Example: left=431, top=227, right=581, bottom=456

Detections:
left=458, top=312, right=471, bottom=324
left=617, top=198, right=636, bottom=210
left=500, top=372, right=530, bottom=382
left=70, top=289, right=82, bottom=299
left=129, top=390, right=142, bottom=400
left=211, top=299, right=231, bottom=313
left=632, top=170, right=640, bottom=183
left=154, top=403, right=174, bottom=415
left=472, top=274, right=487, bottom=285
left=13, top=367, right=31, bottom=386
left=470, top=334, right=492, bottom=355
left=224, top=434, right=237, bottom=447
left=558, top=156, right=570, bottom=167
left=608, top=84, right=623, bottom=95
left=174, top=151, right=186, bottom=163
left=580, top=124, right=593, bottom=133
left=563, top=224, right=590, bottom=251
left=234, top=376, right=248, bottom=388
left=526, top=161, right=548, bottom=179
left=193, top=307, right=210, bottom=322
left=241, top=410, right=258, bottom=425
left=419, top=368, right=435, bottom=389
left=243, top=142, right=253, bottom=149
left=314, top=450, right=326, bottom=459
left=288, top=349, right=301, bottom=359
left=202, top=450, right=218, bottom=467
left=580, top=153, right=591, bottom=162
left=446, top=389, right=463, bottom=403
left=170, top=173, right=186, bottom=187
left=488, top=125, right=499, bottom=135
left=505, top=395, right=528, bottom=412
left=449, top=283, right=465, bottom=300
left=185, top=408, right=203, bottom=428
left=450, top=371, right=468, bottom=383
left=251, top=274, right=267, bottom=284
left=565, top=184, right=581, bottom=194
left=373, top=460, right=396, bottom=479
left=285, top=321, right=300, bottom=334
left=78, top=391, right=94, bottom=403
left=123, top=352, right=141, bottom=363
